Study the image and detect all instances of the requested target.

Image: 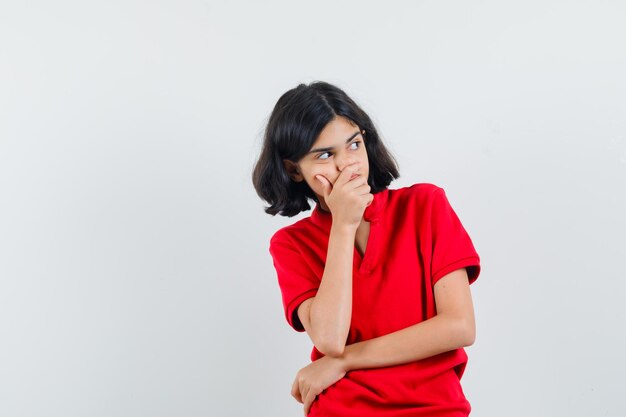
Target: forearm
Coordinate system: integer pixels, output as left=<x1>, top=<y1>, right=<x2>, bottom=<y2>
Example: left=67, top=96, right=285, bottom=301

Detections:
left=309, top=223, right=357, bottom=356
left=339, top=314, right=474, bottom=371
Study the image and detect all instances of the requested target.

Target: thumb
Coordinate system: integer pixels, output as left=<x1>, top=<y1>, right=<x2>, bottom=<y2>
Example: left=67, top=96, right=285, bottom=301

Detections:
left=315, top=175, right=330, bottom=197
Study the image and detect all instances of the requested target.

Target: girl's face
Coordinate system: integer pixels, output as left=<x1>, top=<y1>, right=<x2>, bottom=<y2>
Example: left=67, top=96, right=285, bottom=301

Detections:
left=283, top=116, right=370, bottom=211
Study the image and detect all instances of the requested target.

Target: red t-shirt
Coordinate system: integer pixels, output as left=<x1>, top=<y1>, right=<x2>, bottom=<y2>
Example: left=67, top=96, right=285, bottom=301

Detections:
left=269, top=183, right=481, bottom=417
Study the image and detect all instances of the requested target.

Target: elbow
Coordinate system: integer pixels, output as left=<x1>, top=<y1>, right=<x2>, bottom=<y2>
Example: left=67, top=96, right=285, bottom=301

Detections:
left=459, top=318, right=476, bottom=347
left=463, top=328, right=476, bottom=347
left=316, top=339, right=346, bottom=358
left=445, top=315, right=475, bottom=347
left=307, top=315, right=348, bottom=358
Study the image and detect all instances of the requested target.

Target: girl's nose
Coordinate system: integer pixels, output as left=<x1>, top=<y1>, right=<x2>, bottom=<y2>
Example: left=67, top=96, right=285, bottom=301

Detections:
left=337, top=157, right=358, bottom=173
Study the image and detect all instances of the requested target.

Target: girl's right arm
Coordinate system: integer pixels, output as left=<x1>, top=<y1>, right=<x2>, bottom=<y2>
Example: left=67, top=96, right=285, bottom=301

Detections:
left=298, top=222, right=357, bottom=357
left=297, top=164, right=372, bottom=358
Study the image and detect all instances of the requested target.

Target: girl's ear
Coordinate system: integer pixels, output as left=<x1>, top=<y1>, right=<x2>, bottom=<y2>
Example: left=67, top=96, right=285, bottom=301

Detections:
left=283, top=159, right=304, bottom=182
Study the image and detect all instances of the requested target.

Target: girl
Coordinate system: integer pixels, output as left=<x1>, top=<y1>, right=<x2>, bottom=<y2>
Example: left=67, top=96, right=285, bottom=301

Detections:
left=252, top=81, right=481, bottom=417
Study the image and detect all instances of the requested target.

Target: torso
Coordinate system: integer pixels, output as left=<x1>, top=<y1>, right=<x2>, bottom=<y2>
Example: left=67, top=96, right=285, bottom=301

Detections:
left=271, top=183, right=481, bottom=416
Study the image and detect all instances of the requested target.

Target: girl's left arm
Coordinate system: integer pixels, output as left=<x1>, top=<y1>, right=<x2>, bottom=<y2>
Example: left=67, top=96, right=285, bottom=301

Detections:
left=338, top=267, right=475, bottom=371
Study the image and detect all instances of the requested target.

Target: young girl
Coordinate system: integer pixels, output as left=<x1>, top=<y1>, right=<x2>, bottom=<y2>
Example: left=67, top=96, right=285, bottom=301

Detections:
left=252, top=81, right=481, bottom=417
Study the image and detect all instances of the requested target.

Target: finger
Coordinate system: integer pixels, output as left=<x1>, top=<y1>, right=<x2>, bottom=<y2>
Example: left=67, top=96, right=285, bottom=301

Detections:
left=344, top=179, right=370, bottom=198
left=336, top=164, right=360, bottom=186
left=354, top=180, right=371, bottom=194
left=336, top=171, right=362, bottom=194
left=300, top=385, right=310, bottom=408
left=303, top=390, right=318, bottom=416
left=345, top=172, right=366, bottom=189
left=291, top=378, right=303, bottom=403
left=315, top=175, right=331, bottom=199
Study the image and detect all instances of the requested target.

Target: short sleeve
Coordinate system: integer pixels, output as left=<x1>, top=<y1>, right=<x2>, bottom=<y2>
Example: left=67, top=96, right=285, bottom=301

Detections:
left=269, top=231, right=320, bottom=332
left=430, top=188, right=481, bottom=286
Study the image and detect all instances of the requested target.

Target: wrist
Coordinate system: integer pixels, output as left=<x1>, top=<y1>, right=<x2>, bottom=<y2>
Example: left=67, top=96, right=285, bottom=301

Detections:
left=337, top=344, right=355, bottom=372
left=331, top=222, right=358, bottom=236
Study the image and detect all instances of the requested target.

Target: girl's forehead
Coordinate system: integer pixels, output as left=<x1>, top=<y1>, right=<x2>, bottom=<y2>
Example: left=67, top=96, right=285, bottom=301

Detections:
left=317, top=118, right=359, bottom=141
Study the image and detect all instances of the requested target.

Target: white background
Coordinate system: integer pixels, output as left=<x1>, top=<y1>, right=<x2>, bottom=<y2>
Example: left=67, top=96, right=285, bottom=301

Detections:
left=1, top=1, right=625, bottom=416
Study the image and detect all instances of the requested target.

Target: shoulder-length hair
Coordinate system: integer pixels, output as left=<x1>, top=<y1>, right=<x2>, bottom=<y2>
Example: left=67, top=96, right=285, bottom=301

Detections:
left=252, top=81, right=400, bottom=217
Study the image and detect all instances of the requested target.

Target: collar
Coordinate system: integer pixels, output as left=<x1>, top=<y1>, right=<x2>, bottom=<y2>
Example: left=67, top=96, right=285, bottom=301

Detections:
left=310, top=187, right=389, bottom=228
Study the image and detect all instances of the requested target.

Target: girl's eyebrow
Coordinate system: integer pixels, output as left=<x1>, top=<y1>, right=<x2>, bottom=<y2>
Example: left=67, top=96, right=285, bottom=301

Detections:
left=308, top=131, right=361, bottom=154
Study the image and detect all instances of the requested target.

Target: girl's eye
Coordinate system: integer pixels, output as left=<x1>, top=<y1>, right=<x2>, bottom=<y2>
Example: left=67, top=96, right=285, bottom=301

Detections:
left=317, top=141, right=361, bottom=160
